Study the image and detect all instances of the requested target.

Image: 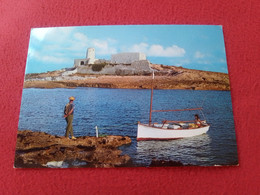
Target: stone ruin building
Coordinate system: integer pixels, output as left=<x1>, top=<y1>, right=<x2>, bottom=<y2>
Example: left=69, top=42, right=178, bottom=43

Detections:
left=74, top=48, right=97, bottom=67
left=73, top=48, right=152, bottom=75
left=111, top=52, right=146, bottom=64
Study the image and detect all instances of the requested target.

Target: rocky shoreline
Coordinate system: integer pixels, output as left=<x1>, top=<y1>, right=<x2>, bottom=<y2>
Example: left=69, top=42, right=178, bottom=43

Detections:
left=14, top=130, right=132, bottom=168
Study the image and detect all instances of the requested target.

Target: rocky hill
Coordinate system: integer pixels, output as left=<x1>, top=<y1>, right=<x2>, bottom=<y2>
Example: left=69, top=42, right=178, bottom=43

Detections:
left=24, top=64, right=230, bottom=90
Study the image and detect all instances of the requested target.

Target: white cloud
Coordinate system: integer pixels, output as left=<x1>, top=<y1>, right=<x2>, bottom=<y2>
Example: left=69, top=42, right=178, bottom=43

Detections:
left=28, top=49, right=69, bottom=64
left=30, top=27, right=88, bottom=65
left=130, top=43, right=149, bottom=53
left=149, top=45, right=185, bottom=57
left=27, top=48, right=35, bottom=58
left=65, top=41, right=88, bottom=53
left=31, top=27, right=74, bottom=43
left=30, top=28, right=118, bottom=63
left=31, top=28, right=53, bottom=41
left=73, top=32, right=88, bottom=42
left=41, top=55, right=69, bottom=63
left=194, top=51, right=205, bottom=59
left=128, top=43, right=185, bottom=57
left=93, top=39, right=108, bottom=49
left=92, top=39, right=117, bottom=55
left=45, top=27, right=73, bottom=43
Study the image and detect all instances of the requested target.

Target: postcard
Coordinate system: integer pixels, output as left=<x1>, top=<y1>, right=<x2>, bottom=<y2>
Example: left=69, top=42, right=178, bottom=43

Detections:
left=14, top=25, right=238, bottom=168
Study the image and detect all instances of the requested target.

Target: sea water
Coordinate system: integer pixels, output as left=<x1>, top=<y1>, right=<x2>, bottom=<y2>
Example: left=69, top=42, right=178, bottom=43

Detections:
left=18, top=88, right=238, bottom=166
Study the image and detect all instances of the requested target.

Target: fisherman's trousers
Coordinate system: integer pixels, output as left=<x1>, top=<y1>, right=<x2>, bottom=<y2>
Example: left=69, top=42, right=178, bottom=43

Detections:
left=65, top=115, right=74, bottom=137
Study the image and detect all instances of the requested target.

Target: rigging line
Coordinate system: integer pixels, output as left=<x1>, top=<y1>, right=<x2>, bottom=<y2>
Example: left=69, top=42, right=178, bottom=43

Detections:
left=191, top=90, right=209, bottom=122
left=192, top=102, right=207, bottom=122
left=152, top=108, right=202, bottom=112
left=199, top=93, right=209, bottom=108
left=199, top=109, right=207, bottom=122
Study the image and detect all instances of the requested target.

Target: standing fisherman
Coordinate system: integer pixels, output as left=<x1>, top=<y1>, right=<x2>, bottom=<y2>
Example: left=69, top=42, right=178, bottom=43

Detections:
left=64, top=96, right=76, bottom=139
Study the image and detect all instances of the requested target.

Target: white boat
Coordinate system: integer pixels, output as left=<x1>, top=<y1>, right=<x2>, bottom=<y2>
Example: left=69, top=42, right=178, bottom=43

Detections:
left=137, top=72, right=210, bottom=141
left=137, top=122, right=210, bottom=141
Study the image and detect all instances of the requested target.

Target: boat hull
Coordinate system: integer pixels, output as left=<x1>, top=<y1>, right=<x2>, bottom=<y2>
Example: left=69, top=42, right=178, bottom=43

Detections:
left=137, top=123, right=210, bottom=141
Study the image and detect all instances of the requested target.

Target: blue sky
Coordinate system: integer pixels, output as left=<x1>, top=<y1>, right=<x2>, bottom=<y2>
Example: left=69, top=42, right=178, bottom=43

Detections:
left=26, top=25, right=228, bottom=73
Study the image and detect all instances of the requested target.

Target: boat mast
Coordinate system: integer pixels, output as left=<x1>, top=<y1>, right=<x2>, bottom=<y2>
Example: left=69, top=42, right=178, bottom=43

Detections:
left=149, top=71, right=154, bottom=126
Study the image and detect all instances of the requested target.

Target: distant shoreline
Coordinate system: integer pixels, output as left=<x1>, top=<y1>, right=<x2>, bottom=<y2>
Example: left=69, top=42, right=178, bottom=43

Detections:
left=24, top=75, right=230, bottom=91
left=24, top=64, right=230, bottom=91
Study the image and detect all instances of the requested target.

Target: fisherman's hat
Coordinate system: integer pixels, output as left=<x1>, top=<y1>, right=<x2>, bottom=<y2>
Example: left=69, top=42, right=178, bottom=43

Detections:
left=69, top=96, right=75, bottom=101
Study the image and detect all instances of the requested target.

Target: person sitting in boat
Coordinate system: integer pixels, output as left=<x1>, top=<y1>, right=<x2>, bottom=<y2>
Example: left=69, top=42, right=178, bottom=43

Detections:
left=194, top=114, right=202, bottom=128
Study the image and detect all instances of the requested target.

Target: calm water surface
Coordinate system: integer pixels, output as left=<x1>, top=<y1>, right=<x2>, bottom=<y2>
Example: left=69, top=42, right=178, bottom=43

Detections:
left=18, top=88, right=238, bottom=166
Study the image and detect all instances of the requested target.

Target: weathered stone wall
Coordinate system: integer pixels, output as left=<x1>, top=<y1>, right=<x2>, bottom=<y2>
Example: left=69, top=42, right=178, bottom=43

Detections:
left=74, top=59, right=88, bottom=67
left=76, top=60, right=152, bottom=75
left=77, top=64, right=118, bottom=75
left=131, top=60, right=151, bottom=71
left=115, top=60, right=152, bottom=75
left=111, top=52, right=146, bottom=64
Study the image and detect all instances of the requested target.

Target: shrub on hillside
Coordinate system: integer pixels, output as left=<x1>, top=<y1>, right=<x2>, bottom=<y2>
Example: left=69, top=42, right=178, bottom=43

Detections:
left=91, top=64, right=106, bottom=72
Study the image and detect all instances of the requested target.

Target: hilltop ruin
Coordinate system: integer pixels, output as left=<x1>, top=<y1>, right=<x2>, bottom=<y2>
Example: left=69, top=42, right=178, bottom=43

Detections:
left=23, top=48, right=230, bottom=91
left=71, top=48, right=152, bottom=76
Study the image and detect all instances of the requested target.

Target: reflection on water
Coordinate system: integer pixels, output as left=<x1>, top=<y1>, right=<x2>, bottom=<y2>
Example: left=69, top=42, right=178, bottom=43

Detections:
left=136, top=134, right=212, bottom=166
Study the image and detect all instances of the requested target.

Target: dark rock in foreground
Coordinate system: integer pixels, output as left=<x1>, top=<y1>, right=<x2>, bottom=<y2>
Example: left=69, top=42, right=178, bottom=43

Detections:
left=14, top=130, right=132, bottom=168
